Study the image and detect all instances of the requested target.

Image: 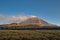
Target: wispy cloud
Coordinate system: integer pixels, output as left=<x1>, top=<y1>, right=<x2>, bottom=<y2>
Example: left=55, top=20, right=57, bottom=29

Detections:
left=0, top=14, right=36, bottom=24
left=7, top=16, right=29, bottom=22
left=0, top=15, right=5, bottom=19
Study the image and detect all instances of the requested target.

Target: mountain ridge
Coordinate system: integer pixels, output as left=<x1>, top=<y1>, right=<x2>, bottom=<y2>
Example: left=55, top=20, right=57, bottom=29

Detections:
left=0, top=16, right=58, bottom=28
left=19, top=16, right=56, bottom=27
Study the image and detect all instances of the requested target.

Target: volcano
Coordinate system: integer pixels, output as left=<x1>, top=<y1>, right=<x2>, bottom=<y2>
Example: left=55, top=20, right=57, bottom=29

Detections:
left=20, top=16, right=55, bottom=27
left=0, top=16, right=57, bottom=29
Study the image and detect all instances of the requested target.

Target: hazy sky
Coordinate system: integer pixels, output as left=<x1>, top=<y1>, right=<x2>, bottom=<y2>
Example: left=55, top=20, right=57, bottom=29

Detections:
left=0, top=0, right=60, bottom=26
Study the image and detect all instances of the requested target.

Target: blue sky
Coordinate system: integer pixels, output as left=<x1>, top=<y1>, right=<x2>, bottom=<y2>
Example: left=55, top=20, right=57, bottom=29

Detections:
left=0, top=0, right=60, bottom=25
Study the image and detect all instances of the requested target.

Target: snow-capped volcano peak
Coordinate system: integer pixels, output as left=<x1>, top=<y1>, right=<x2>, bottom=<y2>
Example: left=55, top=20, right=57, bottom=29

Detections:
left=30, top=16, right=37, bottom=18
left=20, top=16, right=49, bottom=26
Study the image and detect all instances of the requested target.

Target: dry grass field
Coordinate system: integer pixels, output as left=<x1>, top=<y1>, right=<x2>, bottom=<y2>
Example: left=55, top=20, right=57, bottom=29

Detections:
left=0, top=30, right=60, bottom=40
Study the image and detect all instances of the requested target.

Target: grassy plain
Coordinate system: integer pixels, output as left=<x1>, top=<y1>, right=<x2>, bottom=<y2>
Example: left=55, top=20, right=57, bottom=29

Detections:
left=0, top=30, right=60, bottom=40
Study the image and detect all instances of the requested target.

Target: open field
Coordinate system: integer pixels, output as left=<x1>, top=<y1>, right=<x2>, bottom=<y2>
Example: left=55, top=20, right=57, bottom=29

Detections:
left=0, top=30, right=60, bottom=40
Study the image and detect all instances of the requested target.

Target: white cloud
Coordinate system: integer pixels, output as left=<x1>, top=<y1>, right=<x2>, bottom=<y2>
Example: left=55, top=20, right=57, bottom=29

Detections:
left=0, top=15, right=5, bottom=19
left=0, top=14, right=37, bottom=24
left=7, top=16, right=29, bottom=22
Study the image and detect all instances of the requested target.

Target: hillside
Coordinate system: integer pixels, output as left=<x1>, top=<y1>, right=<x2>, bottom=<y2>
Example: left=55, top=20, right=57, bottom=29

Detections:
left=0, top=16, right=58, bottom=30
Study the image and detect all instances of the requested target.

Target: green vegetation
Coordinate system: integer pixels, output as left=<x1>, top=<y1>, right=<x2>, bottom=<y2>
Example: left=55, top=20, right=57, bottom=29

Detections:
left=0, top=30, right=60, bottom=40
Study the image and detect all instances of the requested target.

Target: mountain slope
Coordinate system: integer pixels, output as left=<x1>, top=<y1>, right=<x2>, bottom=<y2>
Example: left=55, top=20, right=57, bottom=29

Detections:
left=19, top=16, right=57, bottom=28
left=1, top=16, right=57, bottom=28
left=20, top=16, right=48, bottom=26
